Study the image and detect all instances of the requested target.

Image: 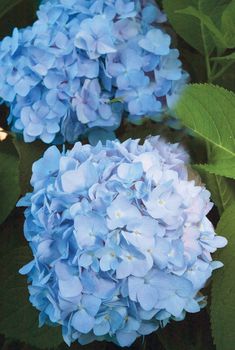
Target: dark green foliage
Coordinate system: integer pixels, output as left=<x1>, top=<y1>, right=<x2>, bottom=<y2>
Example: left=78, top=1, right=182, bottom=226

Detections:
left=211, top=204, right=235, bottom=350
left=0, top=0, right=39, bottom=39
left=0, top=210, right=63, bottom=349
left=13, top=139, right=48, bottom=194
left=175, top=84, right=235, bottom=179
left=0, top=136, right=20, bottom=224
left=157, top=310, right=215, bottom=350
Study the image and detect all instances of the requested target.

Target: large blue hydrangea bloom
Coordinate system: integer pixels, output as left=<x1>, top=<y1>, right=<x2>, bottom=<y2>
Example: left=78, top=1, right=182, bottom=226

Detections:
left=18, top=137, right=226, bottom=347
left=0, top=0, right=188, bottom=144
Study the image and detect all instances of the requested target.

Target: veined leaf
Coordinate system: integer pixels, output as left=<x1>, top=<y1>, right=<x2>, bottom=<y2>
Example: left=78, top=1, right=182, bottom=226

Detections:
left=163, top=0, right=228, bottom=54
left=211, top=204, right=235, bottom=350
left=196, top=159, right=235, bottom=180
left=221, top=0, right=235, bottom=48
left=176, top=6, right=226, bottom=47
left=196, top=168, right=235, bottom=215
left=175, top=84, right=235, bottom=179
left=196, top=145, right=235, bottom=179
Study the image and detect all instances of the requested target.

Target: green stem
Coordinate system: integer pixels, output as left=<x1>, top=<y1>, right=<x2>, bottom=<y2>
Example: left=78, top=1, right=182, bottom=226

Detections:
left=141, top=337, right=147, bottom=350
left=211, top=61, right=218, bottom=76
left=210, top=61, right=234, bottom=82
left=0, top=0, right=23, bottom=19
left=198, top=1, right=211, bottom=82
left=206, top=140, right=212, bottom=161
left=204, top=44, right=212, bottom=82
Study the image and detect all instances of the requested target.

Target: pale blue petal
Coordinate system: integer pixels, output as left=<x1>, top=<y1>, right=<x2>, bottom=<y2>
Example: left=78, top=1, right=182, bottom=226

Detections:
left=71, top=309, right=94, bottom=333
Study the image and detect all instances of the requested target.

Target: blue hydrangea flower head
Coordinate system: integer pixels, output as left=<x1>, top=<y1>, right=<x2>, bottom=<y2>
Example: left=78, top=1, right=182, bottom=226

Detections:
left=18, top=136, right=227, bottom=347
left=0, top=0, right=188, bottom=144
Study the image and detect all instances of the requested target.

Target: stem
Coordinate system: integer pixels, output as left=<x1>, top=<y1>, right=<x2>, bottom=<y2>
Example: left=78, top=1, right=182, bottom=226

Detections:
left=199, top=0, right=212, bottom=82
left=206, top=140, right=212, bottom=160
left=211, top=61, right=218, bottom=76
left=210, top=61, right=234, bottom=82
left=0, top=0, right=23, bottom=19
left=141, top=336, right=147, bottom=350
left=204, top=43, right=212, bottom=82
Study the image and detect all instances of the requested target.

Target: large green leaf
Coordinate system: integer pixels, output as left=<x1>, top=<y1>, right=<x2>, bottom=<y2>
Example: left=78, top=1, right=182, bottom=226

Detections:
left=174, top=84, right=235, bottom=179
left=209, top=176, right=235, bottom=214
left=0, top=211, right=63, bottom=349
left=176, top=6, right=226, bottom=47
left=195, top=146, right=235, bottom=179
left=163, top=0, right=228, bottom=54
left=196, top=158, right=235, bottom=179
left=196, top=169, right=235, bottom=215
left=221, top=0, right=235, bottom=48
left=0, top=137, right=20, bottom=224
left=210, top=204, right=235, bottom=350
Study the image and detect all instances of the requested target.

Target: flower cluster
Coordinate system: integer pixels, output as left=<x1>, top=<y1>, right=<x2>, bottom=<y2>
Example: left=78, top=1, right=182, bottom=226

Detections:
left=19, top=137, right=226, bottom=347
left=0, top=0, right=188, bottom=144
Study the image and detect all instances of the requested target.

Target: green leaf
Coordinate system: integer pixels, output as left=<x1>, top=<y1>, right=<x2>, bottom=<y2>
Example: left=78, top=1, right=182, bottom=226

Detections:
left=211, top=203, right=235, bottom=350
left=0, top=212, right=63, bottom=349
left=196, top=159, right=235, bottom=179
left=221, top=0, right=235, bottom=48
left=174, top=84, right=235, bottom=179
left=196, top=169, right=235, bottom=215
left=163, top=0, right=228, bottom=54
left=210, top=176, right=235, bottom=214
left=196, top=146, right=235, bottom=179
left=176, top=6, right=226, bottom=47
left=13, top=139, right=47, bottom=195
left=0, top=137, right=20, bottom=224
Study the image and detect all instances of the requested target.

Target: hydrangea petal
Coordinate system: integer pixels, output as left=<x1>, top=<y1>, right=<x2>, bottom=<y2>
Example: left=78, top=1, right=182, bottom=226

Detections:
left=18, top=137, right=226, bottom=347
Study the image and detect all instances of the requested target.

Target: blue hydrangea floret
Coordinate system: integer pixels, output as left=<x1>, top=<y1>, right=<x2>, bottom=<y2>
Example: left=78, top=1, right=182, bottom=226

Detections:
left=18, top=137, right=227, bottom=347
left=0, top=0, right=188, bottom=144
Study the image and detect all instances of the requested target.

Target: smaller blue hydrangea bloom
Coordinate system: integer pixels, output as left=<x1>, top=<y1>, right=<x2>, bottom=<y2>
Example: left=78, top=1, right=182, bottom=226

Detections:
left=0, top=0, right=188, bottom=144
left=18, top=137, right=227, bottom=347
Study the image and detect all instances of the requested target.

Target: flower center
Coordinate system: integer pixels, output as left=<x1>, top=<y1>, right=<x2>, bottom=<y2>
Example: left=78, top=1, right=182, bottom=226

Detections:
left=158, top=199, right=165, bottom=206
left=115, top=210, right=122, bottom=218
